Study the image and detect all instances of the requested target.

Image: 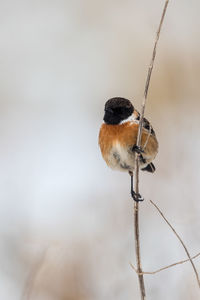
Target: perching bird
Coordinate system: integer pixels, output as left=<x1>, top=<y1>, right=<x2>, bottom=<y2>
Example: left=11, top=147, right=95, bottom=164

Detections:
left=98, top=97, right=158, bottom=202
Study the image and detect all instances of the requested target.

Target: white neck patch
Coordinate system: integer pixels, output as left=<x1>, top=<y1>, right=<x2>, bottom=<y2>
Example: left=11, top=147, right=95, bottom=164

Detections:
left=119, top=113, right=139, bottom=125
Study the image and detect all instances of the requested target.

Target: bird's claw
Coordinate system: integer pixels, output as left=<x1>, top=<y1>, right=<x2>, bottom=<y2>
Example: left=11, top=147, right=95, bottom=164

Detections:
left=132, top=145, right=144, bottom=154
left=131, top=191, right=144, bottom=202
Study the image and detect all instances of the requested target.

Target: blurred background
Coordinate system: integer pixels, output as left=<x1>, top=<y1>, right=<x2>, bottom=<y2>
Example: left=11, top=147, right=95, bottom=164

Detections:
left=0, top=0, right=200, bottom=299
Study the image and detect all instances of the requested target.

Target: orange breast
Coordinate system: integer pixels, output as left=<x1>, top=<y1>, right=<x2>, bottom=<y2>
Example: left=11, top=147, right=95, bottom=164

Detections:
left=98, top=122, right=158, bottom=165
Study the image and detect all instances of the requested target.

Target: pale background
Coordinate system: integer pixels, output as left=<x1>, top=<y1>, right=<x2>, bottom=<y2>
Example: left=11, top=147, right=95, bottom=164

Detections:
left=0, top=0, right=200, bottom=299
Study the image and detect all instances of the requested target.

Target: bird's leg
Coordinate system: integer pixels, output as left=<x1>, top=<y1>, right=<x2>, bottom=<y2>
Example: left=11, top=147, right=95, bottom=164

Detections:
left=132, top=145, right=144, bottom=154
left=129, top=171, right=144, bottom=202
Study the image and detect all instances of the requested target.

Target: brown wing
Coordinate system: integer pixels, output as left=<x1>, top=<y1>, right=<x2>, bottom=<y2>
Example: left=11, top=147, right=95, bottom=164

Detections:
left=134, top=109, right=155, bottom=135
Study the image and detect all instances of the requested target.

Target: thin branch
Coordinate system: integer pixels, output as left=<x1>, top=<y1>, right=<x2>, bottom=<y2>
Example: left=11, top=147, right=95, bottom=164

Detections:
left=150, top=200, right=200, bottom=288
left=133, top=1, right=169, bottom=299
left=22, top=247, right=49, bottom=300
left=133, top=191, right=146, bottom=299
left=136, top=0, right=169, bottom=149
left=130, top=251, right=200, bottom=275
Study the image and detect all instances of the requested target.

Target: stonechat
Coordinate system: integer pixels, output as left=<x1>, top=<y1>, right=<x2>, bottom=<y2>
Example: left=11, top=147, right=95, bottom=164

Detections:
left=98, top=97, right=158, bottom=202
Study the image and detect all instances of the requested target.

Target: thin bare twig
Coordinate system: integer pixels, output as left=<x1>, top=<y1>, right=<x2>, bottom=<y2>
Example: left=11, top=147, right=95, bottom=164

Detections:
left=150, top=200, right=200, bottom=288
left=130, top=251, right=200, bottom=275
left=22, top=247, right=49, bottom=300
left=133, top=1, right=169, bottom=299
left=136, top=0, right=169, bottom=149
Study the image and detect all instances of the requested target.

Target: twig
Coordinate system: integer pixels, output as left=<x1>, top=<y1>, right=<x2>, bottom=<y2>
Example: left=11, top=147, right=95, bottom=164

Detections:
left=130, top=251, right=200, bottom=275
left=22, top=247, right=49, bottom=300
left=150, top=200, right=200, bottom=288
left=133, top=1, right=169, bottom=299
left=136, top=0, right=169, bottom=149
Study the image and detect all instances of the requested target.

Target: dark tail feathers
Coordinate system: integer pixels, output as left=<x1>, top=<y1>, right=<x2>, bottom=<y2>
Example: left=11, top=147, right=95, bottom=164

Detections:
left=141, top=163, right=155, bottom=173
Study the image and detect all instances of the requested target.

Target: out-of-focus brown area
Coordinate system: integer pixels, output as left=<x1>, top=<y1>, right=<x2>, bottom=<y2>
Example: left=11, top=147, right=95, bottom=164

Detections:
left=1, top=1, right=200, bottom=299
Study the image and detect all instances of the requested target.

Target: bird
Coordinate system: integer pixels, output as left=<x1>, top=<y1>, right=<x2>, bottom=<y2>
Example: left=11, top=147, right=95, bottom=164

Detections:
left=98, top=97, right=158, bottom=202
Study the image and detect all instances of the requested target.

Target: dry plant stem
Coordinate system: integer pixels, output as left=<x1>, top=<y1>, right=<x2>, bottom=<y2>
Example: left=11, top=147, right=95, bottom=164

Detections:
left=133, top=1, right=169, bottom=299
left=150, top=200, right=200, bottom=288
left=136, top=0, right=169, bottom=148
left=130, top=251, right=200, bottom=275
left=134, top=161, right=146, bottom=299
left=22, top=247, right=48, bottom=300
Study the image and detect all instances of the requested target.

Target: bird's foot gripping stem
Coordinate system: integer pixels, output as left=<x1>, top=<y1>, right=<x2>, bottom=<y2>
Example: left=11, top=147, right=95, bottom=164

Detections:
left=132, top=145, right=144, bottom=154
left=131, top=190, right=144, bottom=202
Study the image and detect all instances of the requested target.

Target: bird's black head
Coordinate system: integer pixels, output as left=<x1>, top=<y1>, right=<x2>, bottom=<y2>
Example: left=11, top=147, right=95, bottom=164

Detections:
left=103, top=97, right=134, bottom=125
